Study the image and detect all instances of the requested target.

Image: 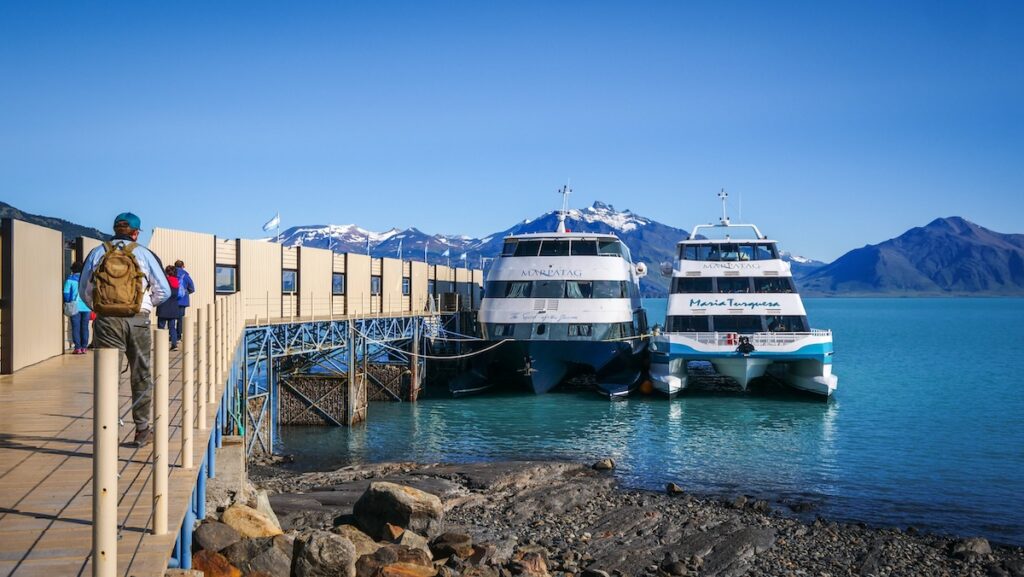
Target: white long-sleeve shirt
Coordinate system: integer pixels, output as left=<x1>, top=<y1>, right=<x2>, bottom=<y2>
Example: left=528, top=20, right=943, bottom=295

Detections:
left=81, top=238, right=171, bottom=314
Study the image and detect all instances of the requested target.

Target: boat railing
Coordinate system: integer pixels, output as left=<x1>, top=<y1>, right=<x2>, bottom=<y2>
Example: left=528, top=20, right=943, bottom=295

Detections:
left=665, top=330, right=831, bottom=347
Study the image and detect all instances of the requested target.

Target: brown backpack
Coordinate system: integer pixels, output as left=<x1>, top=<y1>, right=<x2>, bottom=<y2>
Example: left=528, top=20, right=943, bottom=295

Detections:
left=92, top=241, right=144, bottom=317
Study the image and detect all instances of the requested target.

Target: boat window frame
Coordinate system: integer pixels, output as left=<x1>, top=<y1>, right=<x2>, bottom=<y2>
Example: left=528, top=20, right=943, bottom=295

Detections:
left=716, top=277, right=752, bottom=293
left=673, top=277, right=713, bottom=293
left=753, top=277, right=795, bottom=293
left=570, top=240, right=598, bottom=256
left=539, top=240, right=570, bottom=257
left=513, top=240, right=542, bottom=257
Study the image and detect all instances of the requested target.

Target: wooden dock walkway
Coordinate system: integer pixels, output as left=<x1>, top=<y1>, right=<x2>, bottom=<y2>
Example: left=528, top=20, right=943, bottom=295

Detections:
left=0, top=349, right=219, bottom=577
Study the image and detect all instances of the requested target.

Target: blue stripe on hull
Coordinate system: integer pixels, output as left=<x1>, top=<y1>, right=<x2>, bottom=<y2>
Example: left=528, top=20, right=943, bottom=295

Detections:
left=652, top=341, right=833, bottom=364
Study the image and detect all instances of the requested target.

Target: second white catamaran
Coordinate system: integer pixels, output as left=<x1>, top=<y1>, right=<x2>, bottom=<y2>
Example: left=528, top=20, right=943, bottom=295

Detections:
left=650, top=191, right=838, bottom=397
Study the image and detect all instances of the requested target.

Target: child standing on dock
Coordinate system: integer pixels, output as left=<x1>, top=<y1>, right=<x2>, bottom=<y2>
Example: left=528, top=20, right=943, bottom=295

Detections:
left=81, top=212, right=171, bottom=447
left=62, top=261, right=92, bottom=354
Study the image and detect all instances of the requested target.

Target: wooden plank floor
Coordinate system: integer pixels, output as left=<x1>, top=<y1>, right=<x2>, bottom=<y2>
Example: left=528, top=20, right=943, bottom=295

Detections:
left=0, top=348, right=222, bottom=577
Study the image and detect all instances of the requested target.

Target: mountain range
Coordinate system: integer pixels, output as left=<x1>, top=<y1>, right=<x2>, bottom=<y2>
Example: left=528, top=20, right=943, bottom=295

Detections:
left=4, top=199, right=1020, bottom=296
left=800, top=217, right=1024, bottom=295
left=275, top=201, right=824, bottom=296
left=0, top=201, right=109, bottom=242
left=277, top=204, right=1024, bottom=297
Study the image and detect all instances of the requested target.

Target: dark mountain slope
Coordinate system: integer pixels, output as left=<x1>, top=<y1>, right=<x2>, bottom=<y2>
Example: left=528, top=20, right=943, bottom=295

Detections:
left=801, top=217, right=1024, bottom=295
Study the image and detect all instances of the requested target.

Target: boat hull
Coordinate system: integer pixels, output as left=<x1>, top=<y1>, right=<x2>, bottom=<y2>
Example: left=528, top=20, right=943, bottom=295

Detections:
left=450, top=339, right=645, bottom=396
left=650, top=332, right=837, bottom=397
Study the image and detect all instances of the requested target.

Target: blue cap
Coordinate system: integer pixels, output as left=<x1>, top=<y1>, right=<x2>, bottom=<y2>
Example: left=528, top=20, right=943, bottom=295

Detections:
left=113, top=212, right=141, bottom=230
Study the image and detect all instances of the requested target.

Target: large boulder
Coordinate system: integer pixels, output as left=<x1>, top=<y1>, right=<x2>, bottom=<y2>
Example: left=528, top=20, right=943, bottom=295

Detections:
left=220, top=534, right=294, bottom=577
left=332, top=524, right=383, bottom=558
left=355, top=544, right=434, bottom=577
left=430, top=532, right=474, bottom=560
left=294, top=530, right=358, bottom=577
left=353, top=482, right=444, bottom=540
left=395, top=530, right=432, bottom=559
left=221, top=504, right=284, bottom=538
left=192, top=550, right=242, bottom=577
left=252, top=489, right=283, bottom=531
left=194, top=520, right=242, bottom=552
left=952, top=537, right=992, bottom=559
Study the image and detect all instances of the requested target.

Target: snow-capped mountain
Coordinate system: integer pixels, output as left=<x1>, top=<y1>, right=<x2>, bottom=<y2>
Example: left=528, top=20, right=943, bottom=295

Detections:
left=779, top=251, right=826, bottom=278
left=273, top=201, right=828, bottom=296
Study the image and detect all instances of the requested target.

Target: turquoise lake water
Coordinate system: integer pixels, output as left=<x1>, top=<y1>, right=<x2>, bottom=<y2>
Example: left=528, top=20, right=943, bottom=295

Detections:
left=279, top=298, right=1024, bottom=545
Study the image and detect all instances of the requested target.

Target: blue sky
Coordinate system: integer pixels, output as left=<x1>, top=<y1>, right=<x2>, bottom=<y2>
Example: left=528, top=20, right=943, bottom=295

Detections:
left=1, top=1, right=1022, bottom=261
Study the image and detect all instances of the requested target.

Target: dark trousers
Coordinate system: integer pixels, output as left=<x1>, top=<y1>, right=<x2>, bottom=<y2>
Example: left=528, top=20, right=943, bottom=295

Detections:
left=69, top=311, right=90, bottom=349
left=172, top=306, right=187, bottom=345
left=94, top=313, right=153, bottom=430
left=157, top=316, right=181, bottom=347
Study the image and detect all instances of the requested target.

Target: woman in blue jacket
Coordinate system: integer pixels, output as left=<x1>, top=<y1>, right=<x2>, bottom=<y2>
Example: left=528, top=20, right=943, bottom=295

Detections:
left=63, top=261, right=92, bottom=354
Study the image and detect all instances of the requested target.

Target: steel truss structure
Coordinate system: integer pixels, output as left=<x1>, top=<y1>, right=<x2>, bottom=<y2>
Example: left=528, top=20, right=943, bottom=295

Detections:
left=234, top=314, right=448, bottom=457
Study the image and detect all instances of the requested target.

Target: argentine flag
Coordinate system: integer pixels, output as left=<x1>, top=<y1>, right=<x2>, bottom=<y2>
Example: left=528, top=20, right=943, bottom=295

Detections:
left=262, top=213, right=280, bottom=232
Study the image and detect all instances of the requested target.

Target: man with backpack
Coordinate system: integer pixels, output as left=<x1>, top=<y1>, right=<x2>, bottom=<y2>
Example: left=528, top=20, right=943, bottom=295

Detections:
left=81, top=212, right=171, bottom=447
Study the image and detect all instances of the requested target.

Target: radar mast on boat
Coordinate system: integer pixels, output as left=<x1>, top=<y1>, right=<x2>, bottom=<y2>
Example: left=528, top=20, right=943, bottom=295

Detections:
left=556, top=183, right=572, bottom=233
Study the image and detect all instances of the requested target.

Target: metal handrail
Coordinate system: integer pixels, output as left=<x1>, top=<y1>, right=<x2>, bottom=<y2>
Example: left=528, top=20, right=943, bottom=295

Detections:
left=662, top=329, right=831, bottom=346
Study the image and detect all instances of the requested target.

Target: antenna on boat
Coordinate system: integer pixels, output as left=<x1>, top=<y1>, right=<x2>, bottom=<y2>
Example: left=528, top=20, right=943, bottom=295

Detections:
left=556, top=182, right=572, bottom=233
left=718, top=188, right=730, bottom=225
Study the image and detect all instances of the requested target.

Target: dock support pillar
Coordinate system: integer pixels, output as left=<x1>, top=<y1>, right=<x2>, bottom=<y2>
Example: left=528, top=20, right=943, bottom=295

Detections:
left=181, top=315, right=194, bottom=468
left=346, top=323, right=356, bottom=426
left=153, top=328, right=169, bottom=535
left=409, top=321, right=420, bottom=402
left=197, top=306, right=208, bottom=430
left=207, top=303, right=216, bottom=404
left=92, top=348, right=118, bottom=577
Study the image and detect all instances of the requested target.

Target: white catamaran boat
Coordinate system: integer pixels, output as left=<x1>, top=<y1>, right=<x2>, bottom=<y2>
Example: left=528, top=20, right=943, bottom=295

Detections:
left=650, top=191, right=837, bottom=397
left=450, top=186, right=649, bottom=397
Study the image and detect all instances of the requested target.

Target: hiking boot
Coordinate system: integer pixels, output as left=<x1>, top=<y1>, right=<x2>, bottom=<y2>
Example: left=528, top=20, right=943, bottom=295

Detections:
left=132, top=427, right=153, bottom=447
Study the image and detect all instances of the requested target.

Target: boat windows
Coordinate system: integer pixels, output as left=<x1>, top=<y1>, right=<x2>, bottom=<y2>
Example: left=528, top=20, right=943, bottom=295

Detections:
left=491, top=323, right=515, bottom=337
left=753, top=277, right=795, bottom=293
left=681, top=243, right=777, bottom=261
left=539, top=240, right=570, bottom=257
left=506, top=281, right=532, bottom=298
left=535, top=324, right=547, bottom=336
left=756, top=244, right=778, bottom=260
left=597, top=240, right=624, bottom=257
left=711, top=315, right=763, bottom=333
left=533, top=280, right=564, bottom=298
left=593, top=280, right=628, bottom=298
left=673, top=278, right=713, bottom=293
left=568, top=323, right=593, bottom=337
left=680, top=245, right=715, bottom=261
left=667, top=315, right=710, bottom=332
left=605, top=322, right=635, bottom=340
left=502, top=241, right=517, bottom=256
left=514, top=240, right=542, bottom=257
left=565, top=280, right=593, bottom=298
left=570, top=240, right=598, bottom=256
left=765, top=316, right=808, bottom=332
left=716, top=278, right=751, bottom=293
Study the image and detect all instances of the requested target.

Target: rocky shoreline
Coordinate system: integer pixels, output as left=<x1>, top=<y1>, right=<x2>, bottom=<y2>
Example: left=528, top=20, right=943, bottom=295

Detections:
left=191, top=459, right=1024, bottom=577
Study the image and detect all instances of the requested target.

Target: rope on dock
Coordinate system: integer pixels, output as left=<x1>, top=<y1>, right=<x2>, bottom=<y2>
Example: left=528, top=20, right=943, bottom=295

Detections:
left=356, top=331, right=515, bottom=361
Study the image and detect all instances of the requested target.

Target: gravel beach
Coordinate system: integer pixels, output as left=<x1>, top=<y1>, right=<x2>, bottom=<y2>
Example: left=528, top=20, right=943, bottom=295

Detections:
left=235, top=459, right=1024, bottom=577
